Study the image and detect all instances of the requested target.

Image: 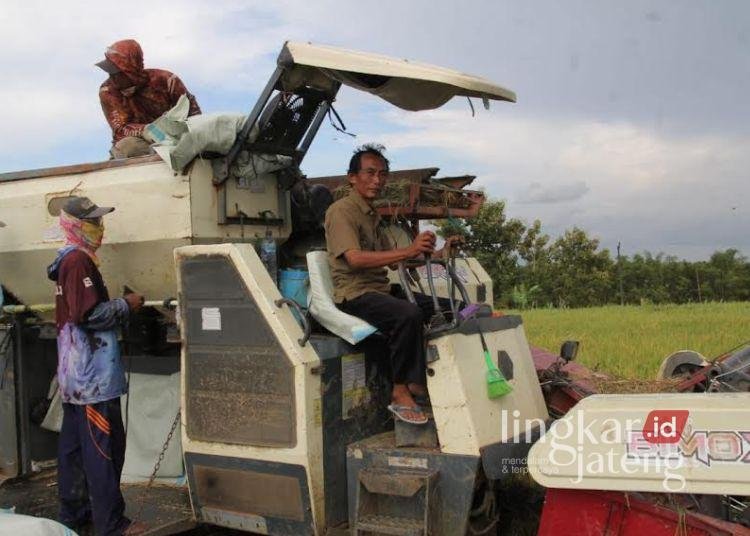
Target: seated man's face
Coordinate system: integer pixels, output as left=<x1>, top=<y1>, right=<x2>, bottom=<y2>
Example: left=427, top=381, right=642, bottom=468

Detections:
left=348, top=153, right=389, bottom=200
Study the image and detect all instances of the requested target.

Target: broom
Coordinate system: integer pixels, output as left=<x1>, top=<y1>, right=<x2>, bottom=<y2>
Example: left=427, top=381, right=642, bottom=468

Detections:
left=477, top=321, right=513, bottom=398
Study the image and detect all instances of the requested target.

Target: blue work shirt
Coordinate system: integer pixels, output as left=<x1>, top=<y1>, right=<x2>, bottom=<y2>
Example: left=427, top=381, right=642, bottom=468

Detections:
left=48, top=247, right=129, bottom=404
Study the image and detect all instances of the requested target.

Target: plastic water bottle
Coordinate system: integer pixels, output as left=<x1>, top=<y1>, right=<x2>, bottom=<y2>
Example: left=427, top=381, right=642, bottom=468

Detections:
left=260, top=230, right=278, bottom=286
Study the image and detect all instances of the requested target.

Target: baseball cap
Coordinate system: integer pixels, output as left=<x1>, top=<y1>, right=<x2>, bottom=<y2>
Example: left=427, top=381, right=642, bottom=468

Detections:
left=62, top=197, right=115, bottom=220
left=95, top=57, right=120, bottom=74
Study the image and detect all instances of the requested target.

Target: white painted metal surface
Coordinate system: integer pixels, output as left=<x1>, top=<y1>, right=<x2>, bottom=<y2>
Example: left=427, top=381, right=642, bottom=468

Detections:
left=402, top=257, right=494, bottom=306
left=280, top=41, right=516, bottom=110
left=528, top=393, right=750, bottom=495
left=175, top=244, right=326, bottom=530
left=428, top=320, right=549, bottom=456
left=0, top=159, right=290, bottom=314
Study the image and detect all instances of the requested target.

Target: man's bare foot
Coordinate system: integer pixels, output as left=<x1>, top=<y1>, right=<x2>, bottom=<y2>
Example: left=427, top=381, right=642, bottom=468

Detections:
left=393, top=383, right=418, bottom=406
left=407, top=383, right=428, bottom=398
left=390, top=384, right=426, bottom=423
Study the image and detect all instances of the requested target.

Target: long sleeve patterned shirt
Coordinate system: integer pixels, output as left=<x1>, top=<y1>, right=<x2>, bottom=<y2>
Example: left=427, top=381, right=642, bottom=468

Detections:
left=97, top=39, right=200, bottom=143
left=48, top=247, right=129, bottom=404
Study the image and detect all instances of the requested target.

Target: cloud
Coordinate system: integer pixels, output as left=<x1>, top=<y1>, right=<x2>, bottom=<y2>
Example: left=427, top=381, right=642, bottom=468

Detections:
left=517, top=181, right=590, bottom=204
left=1, top=0, right=747, bottom=260
left=369, top=108, right=750, bottom=259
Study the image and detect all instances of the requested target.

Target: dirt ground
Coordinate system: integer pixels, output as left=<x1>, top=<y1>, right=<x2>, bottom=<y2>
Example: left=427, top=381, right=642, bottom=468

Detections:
left=0, top=469, right=197, bottom=536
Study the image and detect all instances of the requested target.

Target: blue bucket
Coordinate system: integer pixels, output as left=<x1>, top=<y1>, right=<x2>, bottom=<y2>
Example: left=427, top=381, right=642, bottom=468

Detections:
left=279, top=269, right=309, bottom=309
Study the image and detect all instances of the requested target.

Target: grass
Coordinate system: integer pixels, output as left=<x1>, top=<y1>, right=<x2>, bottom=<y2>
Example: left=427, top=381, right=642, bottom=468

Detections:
left=508, top=302, right=750, bottom=379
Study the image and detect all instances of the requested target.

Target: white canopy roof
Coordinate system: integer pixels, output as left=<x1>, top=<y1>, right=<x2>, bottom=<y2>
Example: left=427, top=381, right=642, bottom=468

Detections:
left=277, top=41, right=516, bottom=111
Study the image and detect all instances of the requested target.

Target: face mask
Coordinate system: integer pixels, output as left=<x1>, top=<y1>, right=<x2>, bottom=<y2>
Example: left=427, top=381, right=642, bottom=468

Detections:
left=111, top=72, right=137, bottom=94
left=80, top=220, right=104, bottom=250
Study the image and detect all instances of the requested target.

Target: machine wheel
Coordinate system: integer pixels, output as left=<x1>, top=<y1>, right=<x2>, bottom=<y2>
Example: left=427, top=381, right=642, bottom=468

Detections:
left=656, top=350, right=708, bottom=381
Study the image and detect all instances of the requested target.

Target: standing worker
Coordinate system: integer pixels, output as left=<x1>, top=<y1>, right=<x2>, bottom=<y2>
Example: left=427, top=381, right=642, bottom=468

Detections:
left=47, top=197, right=144, bottom=535
left=97, top=39, right=201, bottom=159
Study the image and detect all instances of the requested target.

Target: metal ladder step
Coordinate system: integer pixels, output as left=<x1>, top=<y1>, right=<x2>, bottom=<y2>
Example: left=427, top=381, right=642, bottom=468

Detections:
left=356, top=514, right=424, bottom=536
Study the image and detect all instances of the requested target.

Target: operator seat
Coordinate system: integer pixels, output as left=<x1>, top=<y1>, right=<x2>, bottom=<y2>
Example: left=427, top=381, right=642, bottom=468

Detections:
left=305, top=251, right=377, bottom=345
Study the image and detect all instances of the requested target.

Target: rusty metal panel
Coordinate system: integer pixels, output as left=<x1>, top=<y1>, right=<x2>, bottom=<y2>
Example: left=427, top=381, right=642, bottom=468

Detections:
left=194, top=465, right=304, bottom=521
left=181, top=255, right=295, bottom=447
left=306, top=167, right=439, bottom=192
left=186, top=350, right=295, bottom=446
left=185, top=453, right=314, bottom=535
left=347, top=432, right=480, bottom=536
left=359, top=468, right=432, bottom=497
left=311, top=335, right=393, bottom=531
left=0, top=155, right=162, bottom=183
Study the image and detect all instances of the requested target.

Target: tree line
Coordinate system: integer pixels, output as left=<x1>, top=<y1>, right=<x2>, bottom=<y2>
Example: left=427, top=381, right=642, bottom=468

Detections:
left=436, top=199, right=750, bottom=308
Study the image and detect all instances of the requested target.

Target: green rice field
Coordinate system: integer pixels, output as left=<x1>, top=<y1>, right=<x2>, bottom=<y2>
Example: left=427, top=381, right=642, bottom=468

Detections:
left=511, top=302, right=750, bottom=379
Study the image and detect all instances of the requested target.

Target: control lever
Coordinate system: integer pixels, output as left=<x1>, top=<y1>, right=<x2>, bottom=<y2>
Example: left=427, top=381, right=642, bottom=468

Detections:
left=445, top=262, right=471, bottom=308
left=397, top=256, right=472, bottom=337
left=447, top=254, right=457, bottom=320
left=408, top=267, right=426, bottom=294
left=424, top=258, right=472, bottom=308
left=396, top=262, right=417, bottom=305
left=424, top=254, right=447, bottom=327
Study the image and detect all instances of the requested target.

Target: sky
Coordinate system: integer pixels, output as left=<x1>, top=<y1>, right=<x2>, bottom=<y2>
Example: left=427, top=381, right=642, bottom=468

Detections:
left=1, top=0, right=748, bottom=260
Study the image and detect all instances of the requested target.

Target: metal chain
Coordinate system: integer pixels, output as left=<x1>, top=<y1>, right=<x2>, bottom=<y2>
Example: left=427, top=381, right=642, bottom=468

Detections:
left=130, top=409, right=182, bottom=524
left=467, top=483, right=498, bottom=535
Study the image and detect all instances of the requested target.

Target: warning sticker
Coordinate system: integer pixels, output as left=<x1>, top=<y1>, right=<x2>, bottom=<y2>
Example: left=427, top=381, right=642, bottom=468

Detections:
left=313, top=398, right=322, bottom=426
left=341, top=353, right=369, bottom=419
left=201, top=307, right=221, bottom=331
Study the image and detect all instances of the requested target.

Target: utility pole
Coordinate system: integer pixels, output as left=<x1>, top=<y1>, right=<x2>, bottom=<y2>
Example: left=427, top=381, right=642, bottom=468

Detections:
left=617, top=241, right=624, bottom=305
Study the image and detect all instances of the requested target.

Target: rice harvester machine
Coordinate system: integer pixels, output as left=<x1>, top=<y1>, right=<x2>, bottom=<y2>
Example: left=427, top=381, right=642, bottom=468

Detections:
left=2, top=41, right=750, bottom=536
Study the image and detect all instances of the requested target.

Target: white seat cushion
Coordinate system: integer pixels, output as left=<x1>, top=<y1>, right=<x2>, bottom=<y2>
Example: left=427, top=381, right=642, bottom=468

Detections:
left=306, top=251, right=377, bottom=345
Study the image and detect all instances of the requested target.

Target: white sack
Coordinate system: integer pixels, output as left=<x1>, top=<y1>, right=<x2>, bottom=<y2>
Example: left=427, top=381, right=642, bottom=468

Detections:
left=0, top=511, right=77, bottom=536
left=121, top=372, right=182, bottom=479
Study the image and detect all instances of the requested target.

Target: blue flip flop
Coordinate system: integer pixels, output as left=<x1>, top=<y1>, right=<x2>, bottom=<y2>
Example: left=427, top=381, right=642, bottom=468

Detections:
left=387, top=404, right=429, bottom=425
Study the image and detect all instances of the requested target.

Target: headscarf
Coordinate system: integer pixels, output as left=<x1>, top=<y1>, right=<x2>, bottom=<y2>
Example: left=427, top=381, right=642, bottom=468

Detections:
left=104, top=39, right=149, bottom=89
left=59, top=210, right=104, bottom=265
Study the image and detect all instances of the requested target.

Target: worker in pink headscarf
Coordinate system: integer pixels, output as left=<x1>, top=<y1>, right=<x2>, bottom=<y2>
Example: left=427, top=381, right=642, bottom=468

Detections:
left=97, top=39, right=201, bottom=159
left=47, top=196, right=144, bottom=535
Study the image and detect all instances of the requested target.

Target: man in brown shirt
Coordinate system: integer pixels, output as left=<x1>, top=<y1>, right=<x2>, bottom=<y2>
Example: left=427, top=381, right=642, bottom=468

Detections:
left=325, top=145, right=454, bottom=425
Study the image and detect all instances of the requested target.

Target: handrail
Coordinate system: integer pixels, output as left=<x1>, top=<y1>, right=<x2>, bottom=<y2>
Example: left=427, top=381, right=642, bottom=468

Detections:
left=1, top=298, right=177, bottom=315
left=274, top=298, right=311, bottom=347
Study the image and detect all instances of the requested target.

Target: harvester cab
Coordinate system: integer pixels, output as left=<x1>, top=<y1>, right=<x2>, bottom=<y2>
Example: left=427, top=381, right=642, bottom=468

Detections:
left=174, top=242, right=548, bottom=535
left=172, top=42, right=548, bottom=535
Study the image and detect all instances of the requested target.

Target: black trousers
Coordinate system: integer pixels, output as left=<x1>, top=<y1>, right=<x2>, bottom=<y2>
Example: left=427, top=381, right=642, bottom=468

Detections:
left=58, top=398, right=129, bottom=536
left=339, top=287, right=451, bottom=386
